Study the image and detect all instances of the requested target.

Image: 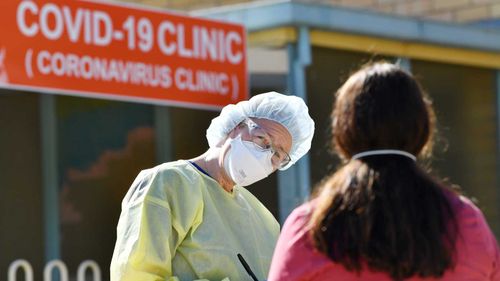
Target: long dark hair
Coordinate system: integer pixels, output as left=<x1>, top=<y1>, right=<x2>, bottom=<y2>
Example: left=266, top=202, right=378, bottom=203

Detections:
left=310, top=62, right=459, bottom=280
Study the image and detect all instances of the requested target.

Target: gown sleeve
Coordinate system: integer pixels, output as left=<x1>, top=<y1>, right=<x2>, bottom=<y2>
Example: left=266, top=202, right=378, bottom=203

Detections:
left=110, top=167, right=218, bottom=281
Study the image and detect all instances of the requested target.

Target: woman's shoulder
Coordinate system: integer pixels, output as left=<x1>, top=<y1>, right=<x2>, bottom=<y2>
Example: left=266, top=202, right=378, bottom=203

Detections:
left=442, top=189, right=484, bottom=222
left=443, top=189, right=500, bottom=276
left=280, top=200, right=317, bottom=237
left=290, top=200, right=315, bottom=219
left=442, top=190, right=497, bottom=242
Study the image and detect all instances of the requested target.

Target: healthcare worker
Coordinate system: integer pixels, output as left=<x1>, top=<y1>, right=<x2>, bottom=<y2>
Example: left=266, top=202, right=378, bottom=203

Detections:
left=110, top=92, right=315, bottom=281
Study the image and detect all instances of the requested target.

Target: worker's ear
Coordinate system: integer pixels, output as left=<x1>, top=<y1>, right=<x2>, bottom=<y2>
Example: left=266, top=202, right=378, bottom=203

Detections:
left=215, top=136, right=228, bottom=147
left=216, top=123, right=244, bottom=147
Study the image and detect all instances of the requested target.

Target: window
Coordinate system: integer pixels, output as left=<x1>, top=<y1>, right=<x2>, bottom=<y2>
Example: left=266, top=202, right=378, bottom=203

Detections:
left=0, top=90, right=44, bottom=278
left=57, top=96, right=156, bottom=280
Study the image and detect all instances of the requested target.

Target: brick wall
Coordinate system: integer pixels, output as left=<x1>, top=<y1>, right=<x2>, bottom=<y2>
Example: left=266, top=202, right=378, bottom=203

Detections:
left=323, top=0, right=500, bottom=23
left=123, top=0, right=500, bottom=23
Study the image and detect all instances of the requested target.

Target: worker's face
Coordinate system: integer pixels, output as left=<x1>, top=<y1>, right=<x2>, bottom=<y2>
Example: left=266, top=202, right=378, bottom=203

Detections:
left=225, top=118, right=292, bottom=171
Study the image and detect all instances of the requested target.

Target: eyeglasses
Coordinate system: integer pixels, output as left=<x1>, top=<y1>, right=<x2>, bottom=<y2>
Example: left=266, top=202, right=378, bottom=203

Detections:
left=240, top=118, right=291, bottom=169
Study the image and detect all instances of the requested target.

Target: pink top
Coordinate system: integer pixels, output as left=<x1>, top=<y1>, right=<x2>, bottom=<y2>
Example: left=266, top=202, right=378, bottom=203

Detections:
left=268, top=194, right=500, bottom=281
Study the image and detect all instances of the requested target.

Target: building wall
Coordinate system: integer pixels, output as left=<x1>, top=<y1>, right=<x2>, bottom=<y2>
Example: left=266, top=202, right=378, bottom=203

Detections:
left=317, top=0, right=500, bottom=23
left=123, top=0, right=500, bottom=23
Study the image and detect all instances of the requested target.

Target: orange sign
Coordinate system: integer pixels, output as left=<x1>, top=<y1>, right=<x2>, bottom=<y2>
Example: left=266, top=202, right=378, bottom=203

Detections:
left=0, top=0, right=247, bottom=110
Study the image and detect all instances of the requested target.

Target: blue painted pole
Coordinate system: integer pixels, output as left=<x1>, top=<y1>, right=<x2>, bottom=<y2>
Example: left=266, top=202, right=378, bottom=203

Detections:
left=40, top=95, right=60, bottom=269
left=154, top=106, right=174, bottom=164
left=396, top=57, right=411, bottom=72
left=278, top=26, right=312, bottom=223
left=496, top=71, right=500, bottom=237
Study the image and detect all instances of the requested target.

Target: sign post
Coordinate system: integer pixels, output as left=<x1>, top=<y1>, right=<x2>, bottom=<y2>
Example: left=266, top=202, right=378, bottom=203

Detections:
left=0, top=0, right=247, bottom=110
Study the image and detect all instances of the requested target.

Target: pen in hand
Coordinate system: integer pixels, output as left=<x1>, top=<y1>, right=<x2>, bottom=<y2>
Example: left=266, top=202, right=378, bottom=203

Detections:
left=237, top=253, right=259, bottom=281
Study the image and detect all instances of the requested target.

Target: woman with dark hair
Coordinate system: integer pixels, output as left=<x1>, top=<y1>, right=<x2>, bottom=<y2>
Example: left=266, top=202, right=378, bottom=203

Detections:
left=267, top=62, right=500, bottom=281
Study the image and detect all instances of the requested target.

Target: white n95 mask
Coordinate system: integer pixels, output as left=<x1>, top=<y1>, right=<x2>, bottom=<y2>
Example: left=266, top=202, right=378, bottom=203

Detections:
left=223, top=136, right=274, bottom=187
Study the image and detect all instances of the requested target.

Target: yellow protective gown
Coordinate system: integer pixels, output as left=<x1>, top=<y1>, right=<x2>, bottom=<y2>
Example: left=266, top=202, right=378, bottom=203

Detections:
left=110, top=160, right=280, bottom=281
